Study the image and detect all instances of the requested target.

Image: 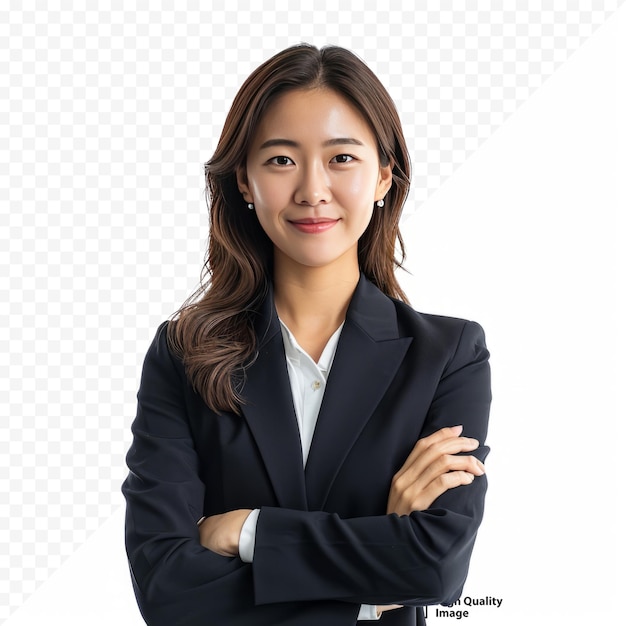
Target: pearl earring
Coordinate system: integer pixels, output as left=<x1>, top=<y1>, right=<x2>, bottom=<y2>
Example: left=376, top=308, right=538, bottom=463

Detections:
left=247, top=203, right=254, bottom=210
left=376, top=199, right=385, bottom=208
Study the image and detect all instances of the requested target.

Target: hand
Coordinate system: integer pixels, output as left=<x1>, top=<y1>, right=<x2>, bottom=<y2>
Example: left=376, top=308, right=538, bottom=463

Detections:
left=376, top=604, right=403, bottom=615
left=387, top=425, right=485, bottom=516
left=198, top=509, right=252, bottom=557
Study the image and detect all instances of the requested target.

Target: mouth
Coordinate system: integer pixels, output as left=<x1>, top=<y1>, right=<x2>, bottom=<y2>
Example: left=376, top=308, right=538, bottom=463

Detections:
left=288, top=218, right=339, bottom=234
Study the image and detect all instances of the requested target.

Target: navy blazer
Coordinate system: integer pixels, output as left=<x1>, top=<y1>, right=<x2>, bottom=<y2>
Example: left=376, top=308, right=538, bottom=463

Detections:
left=122, top=276, right=491, bottom=625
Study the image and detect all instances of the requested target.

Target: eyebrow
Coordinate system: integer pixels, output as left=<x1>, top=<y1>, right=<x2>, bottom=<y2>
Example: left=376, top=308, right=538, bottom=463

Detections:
left=258, top=137, right=365, bottom=150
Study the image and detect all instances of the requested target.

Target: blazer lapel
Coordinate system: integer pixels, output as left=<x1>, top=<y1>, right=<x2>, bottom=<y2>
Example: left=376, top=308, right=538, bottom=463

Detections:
left=240, top=291, right=308, bottom=511
left=304, top=276, right=413, bottom=510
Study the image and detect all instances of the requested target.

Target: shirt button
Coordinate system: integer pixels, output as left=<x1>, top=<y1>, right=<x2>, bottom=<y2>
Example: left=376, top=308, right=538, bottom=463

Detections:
left=311, top=380, right=321, bottom=391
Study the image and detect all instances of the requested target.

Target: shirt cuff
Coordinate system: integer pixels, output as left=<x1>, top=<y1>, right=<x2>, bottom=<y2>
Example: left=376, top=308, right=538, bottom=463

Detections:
left=238, top=508, right=260, bottom=563
left=357, top=604, right=381, bottom=621
left=239, top=512, right=378, bottom=619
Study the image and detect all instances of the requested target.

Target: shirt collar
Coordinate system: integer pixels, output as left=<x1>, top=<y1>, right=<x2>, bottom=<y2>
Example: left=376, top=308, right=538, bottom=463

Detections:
left=279, top=319, right=344, bottom=374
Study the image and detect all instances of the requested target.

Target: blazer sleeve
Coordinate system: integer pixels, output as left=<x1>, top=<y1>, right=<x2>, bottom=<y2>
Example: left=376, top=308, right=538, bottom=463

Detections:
left=251, top=320, right=491, bottom=608
left=121, top=322, right=360, bottom=626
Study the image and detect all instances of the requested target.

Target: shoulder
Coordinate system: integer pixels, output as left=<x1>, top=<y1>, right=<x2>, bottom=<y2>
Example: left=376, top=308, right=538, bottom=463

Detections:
left=350, top=275, right=487, bottom=358
left=351, top=276, right=488, bottom=374
left=394, top=298, right=486, bottom=344
left=147, top=319, right=174, bottom=356
left=141, top=319, right=187, bottom=381
left=391, top=298, right=489, bottom=374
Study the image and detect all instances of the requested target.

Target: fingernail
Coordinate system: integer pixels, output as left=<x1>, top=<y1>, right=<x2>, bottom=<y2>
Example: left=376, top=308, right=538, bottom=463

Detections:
left=451, top=425, right=463, bottom=435
left=477, top=460, right=486, bottom=474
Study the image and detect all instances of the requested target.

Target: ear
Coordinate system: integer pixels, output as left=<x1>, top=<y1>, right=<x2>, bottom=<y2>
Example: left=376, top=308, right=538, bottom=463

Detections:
left=375, top=162, right=393, bottom=201
left=236, top=167, right=253, bottom=203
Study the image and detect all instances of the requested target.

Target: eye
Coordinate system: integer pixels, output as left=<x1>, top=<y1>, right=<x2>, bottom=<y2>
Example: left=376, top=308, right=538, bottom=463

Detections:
left=331, top=154, right=354, bottom=164
left=268, top=156, right=294, bottom=166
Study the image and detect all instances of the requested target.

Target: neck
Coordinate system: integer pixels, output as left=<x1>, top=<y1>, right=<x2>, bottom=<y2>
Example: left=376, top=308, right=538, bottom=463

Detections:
left=272, top=258, right=359, bottom=335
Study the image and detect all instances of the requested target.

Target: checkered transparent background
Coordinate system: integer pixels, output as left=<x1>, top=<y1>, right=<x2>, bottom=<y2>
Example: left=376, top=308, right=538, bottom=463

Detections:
left=0, top=0, right=622, bottom=620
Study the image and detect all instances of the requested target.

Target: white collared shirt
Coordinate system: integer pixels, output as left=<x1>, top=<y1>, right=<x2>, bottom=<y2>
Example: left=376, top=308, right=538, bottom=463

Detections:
left=238, top=319, right=380, bottom=621
left=279, top=318, right=343, bottom=465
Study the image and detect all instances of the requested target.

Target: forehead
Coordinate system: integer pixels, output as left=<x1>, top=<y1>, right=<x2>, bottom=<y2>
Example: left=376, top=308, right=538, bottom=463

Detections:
left=251, top=87, right=377, bottom=146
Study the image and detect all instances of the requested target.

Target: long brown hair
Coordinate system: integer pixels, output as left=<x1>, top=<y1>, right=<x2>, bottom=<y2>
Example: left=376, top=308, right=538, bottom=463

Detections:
left=168, top=43, right=412, bottom=414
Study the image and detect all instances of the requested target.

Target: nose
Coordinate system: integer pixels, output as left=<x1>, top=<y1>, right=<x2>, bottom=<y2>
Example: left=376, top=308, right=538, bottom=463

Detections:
left=294, top=162, right=331, bottom=206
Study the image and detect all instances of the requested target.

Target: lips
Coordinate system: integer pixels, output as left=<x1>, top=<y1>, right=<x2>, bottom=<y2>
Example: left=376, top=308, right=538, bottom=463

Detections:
left=288, top=218, right=339, bottom=234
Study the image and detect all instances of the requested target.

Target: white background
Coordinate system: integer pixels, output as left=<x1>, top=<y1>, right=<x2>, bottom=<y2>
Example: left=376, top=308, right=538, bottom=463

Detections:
left=1, top=2, right=623, bottom=624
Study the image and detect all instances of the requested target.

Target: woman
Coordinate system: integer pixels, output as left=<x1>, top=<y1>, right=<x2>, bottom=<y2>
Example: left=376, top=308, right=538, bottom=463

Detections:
left=122, top=43, right=490, bottom=626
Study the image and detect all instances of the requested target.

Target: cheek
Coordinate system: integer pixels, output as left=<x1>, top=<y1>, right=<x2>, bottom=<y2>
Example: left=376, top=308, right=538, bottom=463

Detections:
left=339, top=168, right=379, bottom=200
left=249, top=174, right=287, bottom=209
left=253, top=206, right=279, bottom=242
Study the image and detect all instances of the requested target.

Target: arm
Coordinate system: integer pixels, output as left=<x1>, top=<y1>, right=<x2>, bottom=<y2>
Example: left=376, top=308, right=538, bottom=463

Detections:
left=199, top=424, right=484, bottom=618
left=198, top=426, right=484, bottom=558
left=121, top=323, right=360, bottom=625
left=250, top=321, right=491, bottom=608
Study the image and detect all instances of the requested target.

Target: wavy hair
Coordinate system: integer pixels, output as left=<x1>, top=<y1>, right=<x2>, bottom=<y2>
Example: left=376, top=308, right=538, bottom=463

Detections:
left=168, top=43, right=412, bottom=414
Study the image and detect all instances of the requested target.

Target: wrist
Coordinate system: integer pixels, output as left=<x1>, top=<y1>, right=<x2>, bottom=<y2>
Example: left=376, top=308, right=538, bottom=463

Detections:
left=198, top=509, right=254, bottom=557
left=231, top=509, right=253, bottom=554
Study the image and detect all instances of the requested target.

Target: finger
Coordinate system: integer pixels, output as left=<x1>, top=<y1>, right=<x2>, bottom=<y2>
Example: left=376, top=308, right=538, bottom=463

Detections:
left=419, top=454, right=485, bottom=488
left=395, top=435, right=480, bottom=484
left=424, top=470, right=477, bottom=502
left=377, top=605, right=403, bottom=614
left=412, top=471, right=477, bottom=512
left=389, top=468, right=477, bottom=515
left=392, top=453, right=484, bottom=508
left=398, top=426, right=476, bottom=470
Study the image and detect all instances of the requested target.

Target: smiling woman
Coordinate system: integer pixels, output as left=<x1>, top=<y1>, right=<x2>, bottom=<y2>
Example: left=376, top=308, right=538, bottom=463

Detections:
left=238, top=87, right=392, bottom=279
left=122, top=43, right=491, bottom=626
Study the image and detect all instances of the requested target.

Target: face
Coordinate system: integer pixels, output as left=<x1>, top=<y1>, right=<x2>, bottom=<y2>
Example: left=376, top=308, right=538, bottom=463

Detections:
left=237, top=88, right=392, bottom=276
